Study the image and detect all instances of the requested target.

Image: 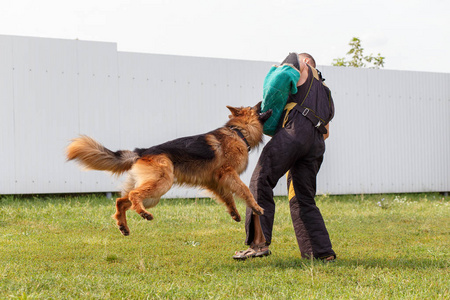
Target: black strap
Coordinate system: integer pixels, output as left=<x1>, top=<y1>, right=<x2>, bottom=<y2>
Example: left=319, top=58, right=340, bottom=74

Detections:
left=297, top=106, right=328, bottom=134
left=230, top=127, right=251, bottom=152
left=317, top=69, right=325, bottom=82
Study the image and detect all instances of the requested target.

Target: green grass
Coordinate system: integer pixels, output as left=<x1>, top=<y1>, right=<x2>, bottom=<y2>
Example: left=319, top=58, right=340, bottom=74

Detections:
left=0, top=193, right=448, bottom=299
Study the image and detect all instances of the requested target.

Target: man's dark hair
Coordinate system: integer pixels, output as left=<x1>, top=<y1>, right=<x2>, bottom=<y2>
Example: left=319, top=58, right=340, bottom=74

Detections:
left=299, top=53, right=316, bottom=68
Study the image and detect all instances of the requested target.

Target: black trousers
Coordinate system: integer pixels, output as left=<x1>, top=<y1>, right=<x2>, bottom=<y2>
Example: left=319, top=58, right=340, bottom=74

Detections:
left=245, top=109, right=335, bottom=259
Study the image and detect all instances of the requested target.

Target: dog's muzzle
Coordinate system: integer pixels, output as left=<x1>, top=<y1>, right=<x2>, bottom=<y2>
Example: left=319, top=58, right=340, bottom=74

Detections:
left=259, top=109, right=272, bottom=124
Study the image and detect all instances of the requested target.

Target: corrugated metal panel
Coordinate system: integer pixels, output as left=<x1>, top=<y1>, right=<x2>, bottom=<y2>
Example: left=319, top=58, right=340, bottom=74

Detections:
left=9, top=36, right=80, bottom=194
left=72, top=40, right=122, bottom=193
left=0, top=36, right=15, bottom=193
left=317, top=66, right=450, bottom=194
left=0, top=34, right=449, bottom=196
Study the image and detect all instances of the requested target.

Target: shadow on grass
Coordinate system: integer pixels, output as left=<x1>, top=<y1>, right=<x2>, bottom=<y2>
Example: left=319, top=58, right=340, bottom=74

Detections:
left=223, top=256, right=448, bottom=270
left=0, top=195, right=222, bottom=207
left=341, top=257, right=449, bottom=269
left=0, top=193, right=115, bottom=206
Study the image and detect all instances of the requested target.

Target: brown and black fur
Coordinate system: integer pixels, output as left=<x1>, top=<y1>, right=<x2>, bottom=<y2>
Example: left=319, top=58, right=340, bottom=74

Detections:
left=66, top=102, right=272, bottom=236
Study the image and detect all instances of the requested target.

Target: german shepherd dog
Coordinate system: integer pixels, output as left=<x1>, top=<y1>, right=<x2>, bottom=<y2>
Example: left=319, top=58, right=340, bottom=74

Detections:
left=66, top=102, right=272, bottom=236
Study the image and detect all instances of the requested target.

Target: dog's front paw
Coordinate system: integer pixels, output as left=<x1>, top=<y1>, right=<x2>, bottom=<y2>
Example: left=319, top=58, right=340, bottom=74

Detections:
left=230, top=211, right=241, bottom=222
left=252, top=206, right=264, bottom=216
left=140, top=212, right=154, bottom=221
left=119, top=225, right=130, bottom=236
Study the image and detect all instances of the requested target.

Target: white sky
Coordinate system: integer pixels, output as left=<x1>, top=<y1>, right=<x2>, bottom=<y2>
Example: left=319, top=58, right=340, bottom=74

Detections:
left=1, top=0, right=449, bottom=73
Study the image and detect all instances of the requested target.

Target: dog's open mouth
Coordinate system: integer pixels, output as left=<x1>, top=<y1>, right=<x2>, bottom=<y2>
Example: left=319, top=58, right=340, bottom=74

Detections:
left=259, top=109, right=272, bottom=124
left=253, top=101, right=272, bottom=124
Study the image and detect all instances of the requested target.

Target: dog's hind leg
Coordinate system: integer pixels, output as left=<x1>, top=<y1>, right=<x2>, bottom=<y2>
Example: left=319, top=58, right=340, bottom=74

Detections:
left=114, top=196, right=132, bottom=236
left=210, top=188, right=241, bottom=222
left=129, top=155, right=174, bottom=221
left=112, top=174, right=136, bottom=236
left=217, top=168, right=264, bottom=216
left=128, top=179, right=172, bottom=220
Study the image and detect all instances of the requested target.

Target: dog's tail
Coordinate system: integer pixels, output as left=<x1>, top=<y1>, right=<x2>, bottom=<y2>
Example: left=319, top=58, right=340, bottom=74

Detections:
left=66, top=135, right=138, bottom=175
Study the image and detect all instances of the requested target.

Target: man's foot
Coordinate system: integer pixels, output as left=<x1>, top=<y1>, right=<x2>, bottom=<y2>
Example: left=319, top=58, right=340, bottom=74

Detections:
left=233, top=243, right=271, bottom=260
left=319, top=255, right=336, bottom=263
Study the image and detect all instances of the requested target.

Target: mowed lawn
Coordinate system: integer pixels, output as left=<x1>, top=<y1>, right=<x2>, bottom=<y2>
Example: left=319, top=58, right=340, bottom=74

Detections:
left=0, top=193, right=448, bottom=299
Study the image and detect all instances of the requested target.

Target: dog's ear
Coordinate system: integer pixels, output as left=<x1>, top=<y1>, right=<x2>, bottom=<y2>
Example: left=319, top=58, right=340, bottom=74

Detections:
left=226, top=106, right=240, bottom=117
left=253, top=101, right=262, bottom=113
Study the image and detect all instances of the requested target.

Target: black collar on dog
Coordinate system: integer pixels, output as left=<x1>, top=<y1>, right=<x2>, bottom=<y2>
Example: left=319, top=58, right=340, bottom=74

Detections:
left=229, top=127, right=251, bottom=152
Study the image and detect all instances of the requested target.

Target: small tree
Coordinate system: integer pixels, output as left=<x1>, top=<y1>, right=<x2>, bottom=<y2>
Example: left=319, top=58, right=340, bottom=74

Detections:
left=332, top=37, right=385, bottom=69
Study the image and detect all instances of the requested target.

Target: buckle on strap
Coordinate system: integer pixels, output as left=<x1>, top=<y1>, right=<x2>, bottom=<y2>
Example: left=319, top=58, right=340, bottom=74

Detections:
left=315, top=120, right=322, bottom=128
left=302, top=108, right=310, bottom=116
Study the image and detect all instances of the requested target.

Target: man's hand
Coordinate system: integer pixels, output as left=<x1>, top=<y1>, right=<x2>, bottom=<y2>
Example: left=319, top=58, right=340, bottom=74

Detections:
left=323, top=124, right=330, bottom=140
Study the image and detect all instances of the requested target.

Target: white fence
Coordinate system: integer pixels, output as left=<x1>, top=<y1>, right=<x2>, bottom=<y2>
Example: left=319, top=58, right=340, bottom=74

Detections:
left=1, top=35, right=449, bottom=197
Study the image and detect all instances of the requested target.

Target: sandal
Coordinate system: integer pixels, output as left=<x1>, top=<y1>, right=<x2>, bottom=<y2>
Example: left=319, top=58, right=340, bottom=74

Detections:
left=233, top=243, right=271, bottom=260
left=319, top=255, right=336, bottom=263
left=233, top=248, right=257, bottom=260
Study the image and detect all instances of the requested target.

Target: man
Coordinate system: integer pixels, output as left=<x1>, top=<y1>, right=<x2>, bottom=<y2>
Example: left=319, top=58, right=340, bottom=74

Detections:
left=233, top=53, right=336, bottom=261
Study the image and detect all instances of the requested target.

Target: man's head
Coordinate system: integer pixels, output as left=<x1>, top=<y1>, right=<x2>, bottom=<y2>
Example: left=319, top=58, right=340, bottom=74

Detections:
left=298, top=53, right=316, bottom=68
